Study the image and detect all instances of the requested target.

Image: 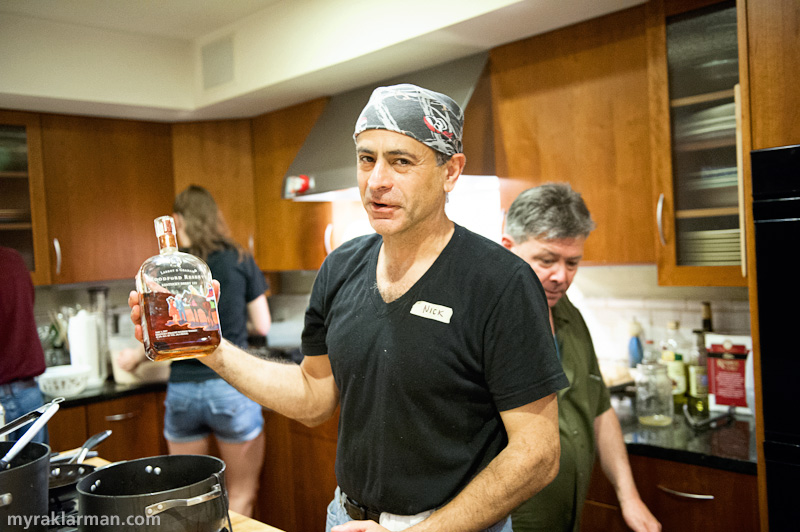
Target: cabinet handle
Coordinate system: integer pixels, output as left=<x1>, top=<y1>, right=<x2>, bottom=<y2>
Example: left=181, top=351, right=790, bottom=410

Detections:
left=105, top=411, right=137, bottom=422
left=734, top=84, right=747, bottom=278
left=53, top=238, right=62, bottom=275
left=657, top=484, right=714, bottom=500
left=324, top=223, right=333, bottom=255
left=248, top=235, right=255, bottom=255
left=656, top=194, right=667, bottom=246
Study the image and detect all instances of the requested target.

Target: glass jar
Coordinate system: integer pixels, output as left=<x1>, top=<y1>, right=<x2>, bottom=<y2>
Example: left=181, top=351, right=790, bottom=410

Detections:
left=635, top=363, right=674, bottom=426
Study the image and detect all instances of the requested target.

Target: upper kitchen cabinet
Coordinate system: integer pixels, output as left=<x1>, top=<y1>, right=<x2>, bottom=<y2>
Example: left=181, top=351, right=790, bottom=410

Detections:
left=744, top=0, right=800, bottom=150
left=647, top=0, right=748, bottom=286
left=0, top=110, right=50, bottom=285
left=172, top=119, right=257, bottom=253
left=251, top=98, right=331, bottom=271
left=490, top=5, right=655, bottom=265
left=40, top=114, right=174, bottom=284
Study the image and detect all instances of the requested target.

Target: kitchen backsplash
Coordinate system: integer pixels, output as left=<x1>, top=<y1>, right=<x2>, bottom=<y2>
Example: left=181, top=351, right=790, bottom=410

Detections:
left=33, top=266, right=751, bottom=377
left=568, top=265, right=751, bottom=379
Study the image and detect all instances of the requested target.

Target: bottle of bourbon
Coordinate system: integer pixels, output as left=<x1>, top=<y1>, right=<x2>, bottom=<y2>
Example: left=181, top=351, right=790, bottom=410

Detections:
left=136, top=216, right=221, bottom=361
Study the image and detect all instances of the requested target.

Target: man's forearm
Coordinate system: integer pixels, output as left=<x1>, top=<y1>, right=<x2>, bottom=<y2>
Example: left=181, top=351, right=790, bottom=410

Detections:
left=594, top=407, right=639, bottom=502
left=410, top=395, right=560, bottom=532
left=203, top=339, right=338, bottom=426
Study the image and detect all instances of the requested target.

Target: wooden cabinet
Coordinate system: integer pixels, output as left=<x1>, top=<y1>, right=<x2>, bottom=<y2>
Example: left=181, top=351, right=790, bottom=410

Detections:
left=47, top=391, right=168, bottom=461
left=581, top=456, right=759, bottom=532
left=255, top=408, right=338, bottom=532
left=647, top=0, right=749, bottom=286
left=0, top=110, right=50, bottom=285
left=39, top=114, right=174, bottom=284
left=172, top=119, right=258, bottom=253
left=251, top=98, right=331, bottom=271
left=490, top=5, right=655, bottom=265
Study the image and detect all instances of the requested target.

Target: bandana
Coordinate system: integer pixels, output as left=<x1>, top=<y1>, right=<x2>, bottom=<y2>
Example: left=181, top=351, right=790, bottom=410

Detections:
left=353, top=83, right=464, bottom=156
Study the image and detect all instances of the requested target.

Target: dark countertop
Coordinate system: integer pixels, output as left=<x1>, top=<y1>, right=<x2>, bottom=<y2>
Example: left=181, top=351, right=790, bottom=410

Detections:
left=44, top=379, right=167, bottom=408
left=612, top=392, right=757, bottom=475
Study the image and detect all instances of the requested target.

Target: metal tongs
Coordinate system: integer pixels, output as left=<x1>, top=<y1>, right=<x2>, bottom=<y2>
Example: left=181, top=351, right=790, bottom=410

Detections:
left=0, top=397, right=64, bottom=439
left=683, top=403, right=736, bottom=431
left=0, top=397, right=64, bottom=469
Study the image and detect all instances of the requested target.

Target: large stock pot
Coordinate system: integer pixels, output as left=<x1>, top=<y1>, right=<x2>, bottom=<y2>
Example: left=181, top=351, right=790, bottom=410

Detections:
left=76, top=454, right=230, bottom=532
left=0, top=441, right=50, bottom=532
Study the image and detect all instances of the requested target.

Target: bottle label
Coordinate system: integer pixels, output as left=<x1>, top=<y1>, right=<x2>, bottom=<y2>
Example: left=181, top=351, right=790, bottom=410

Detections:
left=688, top=365, right=708, bottom=397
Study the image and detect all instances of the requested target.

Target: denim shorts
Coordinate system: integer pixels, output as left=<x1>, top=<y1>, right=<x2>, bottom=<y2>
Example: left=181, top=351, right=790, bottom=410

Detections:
left=163, top=378, right=263, bottom=444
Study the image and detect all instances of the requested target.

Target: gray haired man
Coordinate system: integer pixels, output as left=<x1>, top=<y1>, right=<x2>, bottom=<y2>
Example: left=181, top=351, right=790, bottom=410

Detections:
left=502, top=183, right=661, bottom=532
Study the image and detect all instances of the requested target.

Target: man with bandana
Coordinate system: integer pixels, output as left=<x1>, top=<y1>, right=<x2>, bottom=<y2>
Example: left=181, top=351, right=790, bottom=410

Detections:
left=129, top=84, right=568, bottom=532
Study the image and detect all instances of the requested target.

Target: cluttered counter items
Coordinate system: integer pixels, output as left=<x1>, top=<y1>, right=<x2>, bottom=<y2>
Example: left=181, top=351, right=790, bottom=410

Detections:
left=612, top=393, right=757, bottom=475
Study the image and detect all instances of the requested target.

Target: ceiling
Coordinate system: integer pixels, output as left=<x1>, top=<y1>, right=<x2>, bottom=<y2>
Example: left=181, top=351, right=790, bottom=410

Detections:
left=0, top=0, right=645, bottom=122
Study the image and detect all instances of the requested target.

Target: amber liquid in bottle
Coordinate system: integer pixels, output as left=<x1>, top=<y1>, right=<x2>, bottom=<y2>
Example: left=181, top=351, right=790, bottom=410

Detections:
left=136, top=216, right=221, bottom=362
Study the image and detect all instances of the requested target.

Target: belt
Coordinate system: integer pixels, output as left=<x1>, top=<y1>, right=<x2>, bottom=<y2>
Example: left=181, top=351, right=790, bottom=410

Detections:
left=342, top=493, right=382, bottom=523
left=0, top=378, right=38, bottom=396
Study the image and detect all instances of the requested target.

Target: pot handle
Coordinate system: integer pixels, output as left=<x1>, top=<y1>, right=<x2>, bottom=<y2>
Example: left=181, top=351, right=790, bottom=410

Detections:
left=144, top=484, right=222, bottom=517
left=0, top=493, right=11, bottom=508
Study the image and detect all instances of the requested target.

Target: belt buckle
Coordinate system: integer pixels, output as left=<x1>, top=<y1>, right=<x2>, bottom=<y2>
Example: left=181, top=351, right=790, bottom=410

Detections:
left=343, top=495, right=378, bottom=523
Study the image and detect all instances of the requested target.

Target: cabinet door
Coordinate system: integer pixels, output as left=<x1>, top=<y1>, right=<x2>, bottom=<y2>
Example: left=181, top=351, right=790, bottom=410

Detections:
left=251, top=99, right=331, bottom=271
left=647, top=0, right=748, bottom=286
left=86, top=393, right=163, bottom=462
left=47, top=404, right=88, bottom=453
left=40, top=114, right=174, bottom=284
left=629, top=455, right=759, bottom=531
left=0, top=110, right=51, bottom=285
left=490, top=5, right=654, bottom=265
left=172, top=120, right=257, bottom=253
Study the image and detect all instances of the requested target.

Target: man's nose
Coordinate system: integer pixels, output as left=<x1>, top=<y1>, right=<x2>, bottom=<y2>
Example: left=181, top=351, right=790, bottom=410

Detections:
left=549, top=263, right=567, bottom=284
left=367, top=159, right=393, bottom=190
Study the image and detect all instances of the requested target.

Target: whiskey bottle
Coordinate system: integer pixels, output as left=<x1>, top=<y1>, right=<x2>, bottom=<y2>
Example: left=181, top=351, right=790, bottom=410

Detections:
left=136, top=216, right=221, bottom=361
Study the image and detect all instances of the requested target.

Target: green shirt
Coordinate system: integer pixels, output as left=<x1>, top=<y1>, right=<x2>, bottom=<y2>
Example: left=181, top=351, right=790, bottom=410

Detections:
left=511, top=294, right=612, bottom=532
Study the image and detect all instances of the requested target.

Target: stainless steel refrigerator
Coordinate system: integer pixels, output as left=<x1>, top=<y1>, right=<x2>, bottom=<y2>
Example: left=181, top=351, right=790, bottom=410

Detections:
left=751, top=143, right=800, bottom=530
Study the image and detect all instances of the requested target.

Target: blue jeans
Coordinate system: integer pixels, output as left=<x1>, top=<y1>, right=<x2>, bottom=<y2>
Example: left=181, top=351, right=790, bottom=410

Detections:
left=325, top=487, right=513, bottom=532
left=163, top=378, right=264, bottom=444
left=1, top=382, right=48, bottom=444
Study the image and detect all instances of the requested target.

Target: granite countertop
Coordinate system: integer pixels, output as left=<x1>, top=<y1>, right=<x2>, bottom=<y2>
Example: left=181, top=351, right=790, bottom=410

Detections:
left=612, top=392, right=757, bottom=475
left=43, top=379, right=167, bottom=408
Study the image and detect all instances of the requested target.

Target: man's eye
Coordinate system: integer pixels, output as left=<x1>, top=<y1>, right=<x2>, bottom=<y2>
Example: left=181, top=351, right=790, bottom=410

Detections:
left=538, top=259, right=554, bottom=266
left=359, top=155, right=374, bottom=164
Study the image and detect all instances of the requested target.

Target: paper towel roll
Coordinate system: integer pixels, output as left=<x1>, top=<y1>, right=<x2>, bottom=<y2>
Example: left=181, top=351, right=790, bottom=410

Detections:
left=68, top=310, right=107, bottom=387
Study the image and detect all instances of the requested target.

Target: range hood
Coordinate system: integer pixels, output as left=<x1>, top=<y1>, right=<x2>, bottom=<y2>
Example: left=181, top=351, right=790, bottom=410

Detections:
left=282, top=52, right=489, bottom=201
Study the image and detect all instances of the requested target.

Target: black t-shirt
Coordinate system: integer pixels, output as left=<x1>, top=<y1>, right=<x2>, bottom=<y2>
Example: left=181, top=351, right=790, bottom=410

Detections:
left=170, top=247, right=268, bottom=382
left=302, top=224, right=568, bottom=515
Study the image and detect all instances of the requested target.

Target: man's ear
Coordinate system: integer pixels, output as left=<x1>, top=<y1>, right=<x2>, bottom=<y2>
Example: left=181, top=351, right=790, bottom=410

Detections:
left=443, top=154, right=466, bottom=193
left=500, top=234, right=515, bottom=251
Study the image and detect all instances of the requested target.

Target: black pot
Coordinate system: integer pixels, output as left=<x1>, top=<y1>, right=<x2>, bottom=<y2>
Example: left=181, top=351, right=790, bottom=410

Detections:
left=0, top=441, right=50, bottom=532
left=76, top=454, right=230, bottom=532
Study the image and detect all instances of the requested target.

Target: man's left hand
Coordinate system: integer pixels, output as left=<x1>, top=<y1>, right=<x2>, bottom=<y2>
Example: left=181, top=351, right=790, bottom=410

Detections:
left=620, top=497, right=661, bottom=532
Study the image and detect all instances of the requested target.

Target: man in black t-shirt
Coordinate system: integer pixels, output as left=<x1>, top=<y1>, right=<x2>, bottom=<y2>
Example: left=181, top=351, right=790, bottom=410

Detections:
left=130, top=84, right=567, bottom=532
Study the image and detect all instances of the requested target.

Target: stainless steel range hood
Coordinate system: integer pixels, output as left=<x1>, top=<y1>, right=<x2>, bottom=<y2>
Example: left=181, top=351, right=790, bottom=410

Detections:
left=282, top=52, right=489, bottom=201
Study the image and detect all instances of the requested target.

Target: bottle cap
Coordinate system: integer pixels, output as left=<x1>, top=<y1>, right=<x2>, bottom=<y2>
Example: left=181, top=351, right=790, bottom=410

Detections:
left=154, top=216, right=176, bottom=238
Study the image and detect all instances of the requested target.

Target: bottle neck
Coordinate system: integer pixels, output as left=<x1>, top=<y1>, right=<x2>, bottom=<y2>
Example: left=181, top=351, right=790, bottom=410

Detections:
left=158, top=234, right=178, bottom=251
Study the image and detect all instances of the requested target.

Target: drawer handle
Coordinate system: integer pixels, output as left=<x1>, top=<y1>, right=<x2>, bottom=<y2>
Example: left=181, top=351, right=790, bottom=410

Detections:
left=657, top=485, right=714, bottom=500
left=105, top=411, right=138, bottom=422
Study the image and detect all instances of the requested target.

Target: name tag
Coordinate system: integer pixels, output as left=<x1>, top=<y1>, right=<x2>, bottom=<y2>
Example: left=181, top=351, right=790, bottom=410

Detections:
left=410, top=301, right=453, bottom=324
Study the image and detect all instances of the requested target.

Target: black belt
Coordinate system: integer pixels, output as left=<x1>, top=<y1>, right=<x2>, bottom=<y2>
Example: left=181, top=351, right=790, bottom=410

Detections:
left=342, top=493, right=381, bottom=523
left=0, top=377, right=38, bottom=396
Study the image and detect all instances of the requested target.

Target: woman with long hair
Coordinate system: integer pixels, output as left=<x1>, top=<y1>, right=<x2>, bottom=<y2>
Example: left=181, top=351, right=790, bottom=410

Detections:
left=119, top=185, right=270, bottom=516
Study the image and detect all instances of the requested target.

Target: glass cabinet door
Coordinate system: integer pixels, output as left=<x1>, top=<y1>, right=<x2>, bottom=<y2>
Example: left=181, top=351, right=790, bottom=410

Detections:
left=666, top=2, right=742, bottom=269
left=0, top=112, right=50, bottom=284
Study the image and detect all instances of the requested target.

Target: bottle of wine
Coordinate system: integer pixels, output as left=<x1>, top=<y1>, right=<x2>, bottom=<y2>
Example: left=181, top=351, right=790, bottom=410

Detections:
left=687, top=329, right=710, bottom=419
left=136, top=216, right=221, bottom=361
left=701, top=301, right=713, bottom=332
left=661, top=321, right=688, bottom=410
